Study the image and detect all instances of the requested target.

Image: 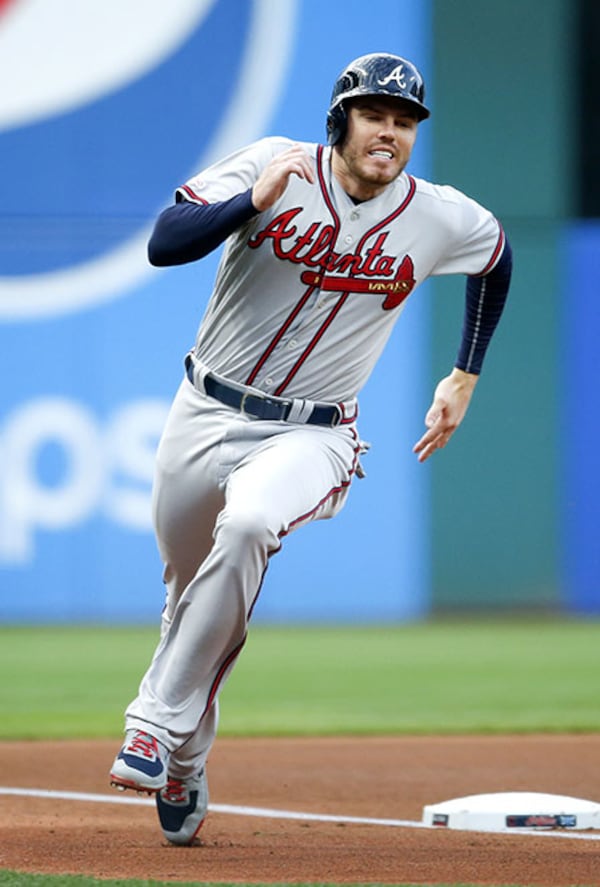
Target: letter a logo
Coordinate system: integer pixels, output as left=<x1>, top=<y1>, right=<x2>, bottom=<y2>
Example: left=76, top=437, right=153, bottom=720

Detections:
left=377, top=64, right=407, bottom=90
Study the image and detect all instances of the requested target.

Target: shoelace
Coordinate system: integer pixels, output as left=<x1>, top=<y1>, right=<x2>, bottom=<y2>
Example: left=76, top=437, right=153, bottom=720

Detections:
left=163, top=778, right=187, bottom=803
left=127, top=731, right=159, bottom=759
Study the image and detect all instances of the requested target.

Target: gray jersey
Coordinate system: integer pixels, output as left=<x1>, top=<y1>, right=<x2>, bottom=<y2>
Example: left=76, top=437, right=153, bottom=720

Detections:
left=178, top=137, right=504, bottom=403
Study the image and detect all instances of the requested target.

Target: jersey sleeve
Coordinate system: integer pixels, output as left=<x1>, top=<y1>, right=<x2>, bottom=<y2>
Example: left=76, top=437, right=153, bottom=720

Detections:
left=175, top=137, right=295, bottom=205
left=429, top=186, right=505, bottom=278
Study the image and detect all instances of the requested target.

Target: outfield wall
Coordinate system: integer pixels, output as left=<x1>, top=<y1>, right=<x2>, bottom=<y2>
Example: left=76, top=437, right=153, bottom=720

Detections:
left=429, top=0, right=569, bottom=610
left=429, top=0, right=599, bottom=614
left=0, top=0, right=596, bottom=622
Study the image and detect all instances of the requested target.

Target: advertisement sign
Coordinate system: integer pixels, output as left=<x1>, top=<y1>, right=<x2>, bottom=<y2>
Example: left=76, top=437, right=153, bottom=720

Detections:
left=0, top=0, right=431, bottom=622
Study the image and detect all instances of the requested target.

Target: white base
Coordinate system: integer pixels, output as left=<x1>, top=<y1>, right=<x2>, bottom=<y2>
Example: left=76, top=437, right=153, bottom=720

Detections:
left=423, top=791, right=600, bottom=832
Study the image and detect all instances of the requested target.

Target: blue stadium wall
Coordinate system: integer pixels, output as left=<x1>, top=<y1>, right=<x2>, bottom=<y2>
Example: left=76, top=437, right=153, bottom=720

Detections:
left=0, top=0, right=596, bottom=622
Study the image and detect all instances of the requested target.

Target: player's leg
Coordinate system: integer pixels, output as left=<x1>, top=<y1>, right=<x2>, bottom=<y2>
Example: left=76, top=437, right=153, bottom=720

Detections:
left=153, top=421, right=360, bottom=789
left=126, top=422, right=359, bottom=764
left=110, top=379, right=227, bottom=792
left=153, top=378, right=230, bottom=626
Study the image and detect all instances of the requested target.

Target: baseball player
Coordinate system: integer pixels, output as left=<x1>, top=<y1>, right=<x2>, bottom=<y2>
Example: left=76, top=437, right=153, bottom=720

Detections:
left=109, top=53, right=512, bottom=844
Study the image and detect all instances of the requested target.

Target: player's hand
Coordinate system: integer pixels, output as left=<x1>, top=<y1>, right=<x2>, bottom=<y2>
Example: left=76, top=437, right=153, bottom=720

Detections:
left=413, top=368, right=479, bottom=463
left=251, top=145, right=315, bottom=212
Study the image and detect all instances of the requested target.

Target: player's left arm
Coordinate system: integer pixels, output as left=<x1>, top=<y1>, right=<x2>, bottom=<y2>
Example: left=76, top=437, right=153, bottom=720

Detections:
left=413, top=236, right=512, bottom=462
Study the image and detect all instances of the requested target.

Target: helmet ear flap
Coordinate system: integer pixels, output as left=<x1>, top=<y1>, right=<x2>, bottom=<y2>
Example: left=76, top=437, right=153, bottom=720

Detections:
left=326, top=101, right=347, bottom=147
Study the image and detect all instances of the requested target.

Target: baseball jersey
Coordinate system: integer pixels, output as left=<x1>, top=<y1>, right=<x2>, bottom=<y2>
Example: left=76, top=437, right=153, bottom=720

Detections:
left=176, top=137, right=505, bottom=404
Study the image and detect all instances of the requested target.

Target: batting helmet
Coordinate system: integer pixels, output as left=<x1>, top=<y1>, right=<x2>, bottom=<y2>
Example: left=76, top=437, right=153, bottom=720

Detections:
left=326, top=52, right=430, bottom=146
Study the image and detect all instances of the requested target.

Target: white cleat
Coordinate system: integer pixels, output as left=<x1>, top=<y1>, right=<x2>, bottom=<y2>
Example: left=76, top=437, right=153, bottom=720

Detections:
left=109, top=729, right=169, bottom=794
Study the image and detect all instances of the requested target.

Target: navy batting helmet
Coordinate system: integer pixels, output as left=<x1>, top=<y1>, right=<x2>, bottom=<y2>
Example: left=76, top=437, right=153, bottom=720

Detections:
left=326, top=52, right=430, bottom=146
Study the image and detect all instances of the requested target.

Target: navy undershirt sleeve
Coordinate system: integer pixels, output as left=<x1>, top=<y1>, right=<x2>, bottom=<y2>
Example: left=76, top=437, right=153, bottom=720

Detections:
left=148, top=189, right=258, bottom=266
left=455, top=237, right=513, bottom=374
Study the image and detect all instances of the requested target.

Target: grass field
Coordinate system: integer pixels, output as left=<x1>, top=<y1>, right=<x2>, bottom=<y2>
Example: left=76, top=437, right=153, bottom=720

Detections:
left=1, top=618, right=599, bottom=739
left=1, top=618, right=599, bottom=887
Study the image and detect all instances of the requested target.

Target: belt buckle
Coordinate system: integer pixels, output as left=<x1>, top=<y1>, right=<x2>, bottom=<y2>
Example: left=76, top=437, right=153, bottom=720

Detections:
left=239, top=389, right=288, bottom=421
left=239, top=389, right=253, bottom=416
left=239, top=389, right=275, bottom=420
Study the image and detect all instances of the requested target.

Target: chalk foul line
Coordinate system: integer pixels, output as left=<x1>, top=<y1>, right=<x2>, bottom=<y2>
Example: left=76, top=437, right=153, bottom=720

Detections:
left=1, top=786, right=600, bottom=842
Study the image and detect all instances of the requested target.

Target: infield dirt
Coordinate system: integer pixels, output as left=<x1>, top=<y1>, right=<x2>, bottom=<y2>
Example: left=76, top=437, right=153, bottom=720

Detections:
left=1, top=735, right=599, bottom=885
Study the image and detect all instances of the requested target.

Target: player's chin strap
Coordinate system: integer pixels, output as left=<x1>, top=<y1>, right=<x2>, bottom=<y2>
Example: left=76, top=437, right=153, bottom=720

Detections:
left=184, top=352, right=358, bottom=428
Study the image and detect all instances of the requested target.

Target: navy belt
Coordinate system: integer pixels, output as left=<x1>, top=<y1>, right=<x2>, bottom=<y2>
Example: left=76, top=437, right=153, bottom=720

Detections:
left=185, top=358, right=341, bottom=427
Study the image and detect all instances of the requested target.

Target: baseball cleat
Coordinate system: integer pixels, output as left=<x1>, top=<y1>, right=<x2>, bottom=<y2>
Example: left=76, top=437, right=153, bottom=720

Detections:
left=156, top=769, right=209, bottom=845
left=109, top=729, right=169, bottom=793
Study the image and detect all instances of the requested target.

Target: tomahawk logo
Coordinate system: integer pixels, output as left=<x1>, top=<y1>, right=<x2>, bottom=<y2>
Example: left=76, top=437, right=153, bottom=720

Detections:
left=377, top=64, right=407, bottom=90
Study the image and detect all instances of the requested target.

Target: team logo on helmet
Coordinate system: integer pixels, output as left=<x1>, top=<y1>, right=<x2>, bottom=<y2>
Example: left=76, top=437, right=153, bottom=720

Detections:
left=377, top=64, right=408, bottom=90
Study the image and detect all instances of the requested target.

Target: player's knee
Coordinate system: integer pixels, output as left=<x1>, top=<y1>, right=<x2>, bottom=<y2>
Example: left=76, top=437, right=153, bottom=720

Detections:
left=217, top=508, right=278, bottom=556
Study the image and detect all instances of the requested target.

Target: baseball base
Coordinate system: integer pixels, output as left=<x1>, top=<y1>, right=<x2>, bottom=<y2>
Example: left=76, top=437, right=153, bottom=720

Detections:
left=422, top=791, right=600, bottom=832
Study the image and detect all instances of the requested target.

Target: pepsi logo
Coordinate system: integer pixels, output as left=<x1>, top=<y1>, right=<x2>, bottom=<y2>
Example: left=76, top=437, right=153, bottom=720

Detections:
left=0, top=0, right=297, bottom=319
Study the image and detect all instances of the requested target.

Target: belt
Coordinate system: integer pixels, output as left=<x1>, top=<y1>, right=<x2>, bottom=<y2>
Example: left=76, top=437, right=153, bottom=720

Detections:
left=185, top=357, right=343, bottom=427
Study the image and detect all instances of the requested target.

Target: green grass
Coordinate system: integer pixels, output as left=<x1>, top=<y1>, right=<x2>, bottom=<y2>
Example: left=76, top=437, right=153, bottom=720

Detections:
left=2, top=623, right=598, bottom=887
left=0, top=626, right=158, bottom=739
left=0, top=619, right=599, bottom=739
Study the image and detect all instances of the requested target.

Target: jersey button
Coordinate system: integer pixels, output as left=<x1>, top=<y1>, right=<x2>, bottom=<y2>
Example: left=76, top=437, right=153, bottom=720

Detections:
left=344, top=235, right=353, bottom=244
left=288, top=339, right=298, bottom=349
left=265, top=377, right=273, bottom=386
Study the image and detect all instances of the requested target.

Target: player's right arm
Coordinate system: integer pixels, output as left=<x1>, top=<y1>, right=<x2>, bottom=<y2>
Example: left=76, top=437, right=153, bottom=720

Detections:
left=148, top=141, right=314, bottom=267
left=148, top=191, right=258, bottom=266
left=250, top=144, right=315, bottom=211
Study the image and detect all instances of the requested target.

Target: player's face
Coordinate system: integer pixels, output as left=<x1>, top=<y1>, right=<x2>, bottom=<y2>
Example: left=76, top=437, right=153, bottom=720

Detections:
left=333, top=97, right=418, bottom=200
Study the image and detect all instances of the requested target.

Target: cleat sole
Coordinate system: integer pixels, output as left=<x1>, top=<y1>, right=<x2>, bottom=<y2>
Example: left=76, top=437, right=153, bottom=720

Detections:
left=109, top=774, right=162, bottom=795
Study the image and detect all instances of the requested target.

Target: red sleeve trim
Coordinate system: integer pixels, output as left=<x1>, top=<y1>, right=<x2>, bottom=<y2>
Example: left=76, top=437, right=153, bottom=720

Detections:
left=179, top=183, right=209, bottom=205
left=477, top=224, right=505, bottom=276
